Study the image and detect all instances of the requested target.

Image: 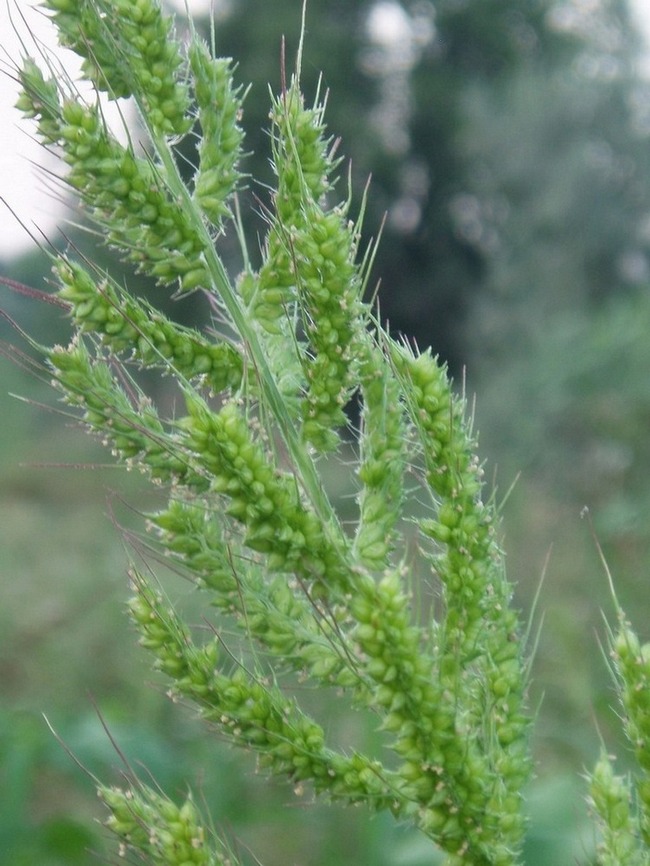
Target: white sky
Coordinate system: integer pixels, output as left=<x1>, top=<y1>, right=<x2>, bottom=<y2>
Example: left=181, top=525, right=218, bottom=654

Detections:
left=0, top=2, right=69, bottom=258
left=0, top=0, right=211, bottom=259
left=1, top=0, right=650, bottom=260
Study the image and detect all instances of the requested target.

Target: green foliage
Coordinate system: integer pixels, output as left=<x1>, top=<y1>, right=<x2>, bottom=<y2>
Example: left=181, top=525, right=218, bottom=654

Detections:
left=3, top=2, right=649, bottom=865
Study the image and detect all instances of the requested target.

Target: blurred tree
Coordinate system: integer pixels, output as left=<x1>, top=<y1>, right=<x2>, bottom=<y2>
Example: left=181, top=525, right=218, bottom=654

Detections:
left=200, top=0, right=580, bottom=369
left=9, top=0, right=641, bottom=375
left=452, top=0, right=650, bottom=776
left=460, top=0, right=650, bottom=548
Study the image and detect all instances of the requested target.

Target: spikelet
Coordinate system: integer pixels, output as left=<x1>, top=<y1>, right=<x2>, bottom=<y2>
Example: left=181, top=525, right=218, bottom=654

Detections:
left=55, top=258, right=243, bottom=392
left=100, top=782, right=227, bottom=866
left=189, top=41, right=245, bottom=228
left=45, top=0, right=191, bottom=135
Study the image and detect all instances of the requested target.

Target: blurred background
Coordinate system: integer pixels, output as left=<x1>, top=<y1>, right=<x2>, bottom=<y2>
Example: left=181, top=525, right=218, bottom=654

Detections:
left=2, top=0, right=650, bottom=863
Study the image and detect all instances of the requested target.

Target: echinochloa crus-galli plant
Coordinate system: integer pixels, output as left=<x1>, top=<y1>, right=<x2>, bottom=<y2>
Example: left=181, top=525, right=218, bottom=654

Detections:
left=585, top=552, right=650, bottom=866
left=4, top=2, right=647, bottom=865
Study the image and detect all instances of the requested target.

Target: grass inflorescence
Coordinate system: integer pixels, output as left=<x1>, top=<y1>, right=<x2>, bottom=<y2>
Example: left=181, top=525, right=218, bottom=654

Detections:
left=5, top=1, right=650, bottom=865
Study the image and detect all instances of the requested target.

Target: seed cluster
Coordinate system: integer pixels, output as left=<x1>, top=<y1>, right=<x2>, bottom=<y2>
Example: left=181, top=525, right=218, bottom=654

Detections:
left=354, top=345, right=407, bottom=569
left=100, top=783, right=221, bottom=866
left=14, top=3, right=536, bottom=865
left=295, top=201, right=365, bottom=451
left=587, top=609, right=650, bottom=864
left=612, top=625, right=650, bottom=780
left=49, top=340, right=205, bottom=489
left=128, top=573, right=395, bottom=808
left=244, top=83, right=367, bottom=451
left=55, top=259, right=243, bottom=392
left=151, top=499, right=364, bottom=691
left=190, top=43, right=245, bottom=228
left=389, top=344, right=530, bottom=859
left=590, top=753, right=642, bottom=866
left=247, top=85, right=335, bottom=332
left=18, top=65, right=209, bottom=291
left=180, top=397, right=352, bottom=588
left=45, top=0, right=191, bottom=136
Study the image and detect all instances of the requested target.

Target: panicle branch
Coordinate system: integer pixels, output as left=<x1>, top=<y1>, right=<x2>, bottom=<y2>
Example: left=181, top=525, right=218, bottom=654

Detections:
left=588, top=613, right=650, bottom=865
left=99, top=780, right=233, bottom=866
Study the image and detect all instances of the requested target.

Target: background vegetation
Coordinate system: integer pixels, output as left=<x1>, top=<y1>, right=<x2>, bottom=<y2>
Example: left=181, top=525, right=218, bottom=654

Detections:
left=1, top=0, right=650, bottom=862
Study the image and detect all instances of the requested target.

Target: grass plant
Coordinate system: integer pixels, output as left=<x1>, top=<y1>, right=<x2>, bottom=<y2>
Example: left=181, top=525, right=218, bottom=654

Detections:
left=1, top=1, right=649, bottom=864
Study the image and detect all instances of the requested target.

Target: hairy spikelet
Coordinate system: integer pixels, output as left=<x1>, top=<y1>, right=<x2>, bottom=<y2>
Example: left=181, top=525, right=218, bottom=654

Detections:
left=100, top=782, right=230, bottom=865
left=55, top=258, right=243, bottom=390
left=588, top=609, right=650, bottom=865
left=189, top=41, right=245, bottom=227
left=45, top=0, right=191, bottom=135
